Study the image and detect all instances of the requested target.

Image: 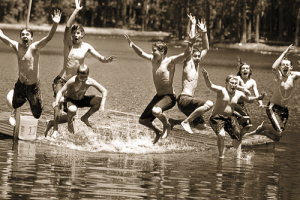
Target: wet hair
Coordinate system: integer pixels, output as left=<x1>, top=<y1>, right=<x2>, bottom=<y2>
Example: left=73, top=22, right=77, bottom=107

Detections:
left=20, top=28, right=33, bottom=37
left=153, top=42, right=168, bottom=55
left=192, top=47, right=202, bottom=55
left=225, top=74, right=238, bottom=83
left=282, top=57, right=293, bottom=66
left=77, top=64, right=89, bottom=75
left=71, top=24, right=85, bottom=37
left=236, top=56, right=252, bottom=78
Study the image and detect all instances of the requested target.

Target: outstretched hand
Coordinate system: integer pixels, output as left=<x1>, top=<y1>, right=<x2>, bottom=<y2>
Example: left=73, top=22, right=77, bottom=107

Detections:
left=258, top=91, right=267, bottom=101
left=187, top=13, right=196, bottom=25
left=52, top=9, right=62, bottom=24
left=75, top=0, right=83, bottom=10
left=124, top=34, right=133, bottom=47
left=197, top=18, right=207, bottom=33
left=106, top=55, right=117, bottom=62
left=202, top=68, right=209, bottom=78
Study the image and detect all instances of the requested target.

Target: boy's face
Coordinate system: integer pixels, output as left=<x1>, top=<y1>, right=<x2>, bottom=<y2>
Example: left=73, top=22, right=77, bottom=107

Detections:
left=240, top=65, right=250, bottom=79
left=280, top=60, right=292, bottom=77
left=152, top=46, right=163, bottom=59
left=226, top=78, right=238, bottom=93
left=71, top=30, right=83, bottom=44
left=192, top=51, right=201, bottom=64
left=78, top=73, right=88, bottom=82
left=20, top=30, right=33, bottom=46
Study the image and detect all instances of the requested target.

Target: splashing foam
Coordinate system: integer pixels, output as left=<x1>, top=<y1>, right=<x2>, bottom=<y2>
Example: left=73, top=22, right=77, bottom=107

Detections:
left=37, top=118, right=201, bottom=154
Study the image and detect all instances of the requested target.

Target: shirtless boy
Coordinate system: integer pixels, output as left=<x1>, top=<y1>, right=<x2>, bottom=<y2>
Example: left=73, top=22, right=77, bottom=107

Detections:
left=0, top=9, right=61, bottom=120
left=168, top=16, right=213, bottom=135
left=45, top=64, right=107, bottom=137
left=249, top=44, right=300, bottom=141
left=51, top=0, right=116, bottom=137
left=202, top=69, right=265, bottom=158
left=234, top=56, right=266, bottom=136
left=124, top=26, right=198, bottom=144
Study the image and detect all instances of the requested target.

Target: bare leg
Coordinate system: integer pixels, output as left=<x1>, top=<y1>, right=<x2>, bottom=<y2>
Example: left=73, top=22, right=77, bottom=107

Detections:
left=168, top=118, right=182, bottom=129
left=232, top=139, right=242, bottom=158
left=217, top=128, right=226, bottom=158
left=139, top=118, right=162, bottom=144
left=44, top=114, right=68, bottom=137
left=245, top=121, right=281, bottom=141
left=81, top=105, right=99, bottom=128
left=154, top=110, right=171, bottom=139
left=181, top=101, right=213, bottom=134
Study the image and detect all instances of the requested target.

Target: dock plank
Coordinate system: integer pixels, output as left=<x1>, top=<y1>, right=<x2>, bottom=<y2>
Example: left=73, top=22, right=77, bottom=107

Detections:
left=0, top=110, right=274, bottom=149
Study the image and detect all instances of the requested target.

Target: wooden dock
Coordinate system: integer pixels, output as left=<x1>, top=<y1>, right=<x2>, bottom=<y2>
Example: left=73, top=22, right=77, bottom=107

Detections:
left=0, top=110, right=275, bottom=149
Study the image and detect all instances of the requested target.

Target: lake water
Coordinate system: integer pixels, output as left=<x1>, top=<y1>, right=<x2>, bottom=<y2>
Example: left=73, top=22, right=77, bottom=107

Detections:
left=0, top=29, right=300, bottom=199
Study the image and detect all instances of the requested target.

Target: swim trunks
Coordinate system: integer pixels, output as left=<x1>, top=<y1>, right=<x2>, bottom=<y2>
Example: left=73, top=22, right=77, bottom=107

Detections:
left=52, top=75, right=67, bottom=97
left=63, top=95, right=96, bottom=113
left=12, top=79, right=43, bottom=119
left=233, top=102, right=252, bottom=127
left=177, top=94, right=206, bottom=126
left=140, top=94, right=176, bottom=121
left=266, top=102, right=288, bottom=132
left=209, top=114, right=241, bottom=141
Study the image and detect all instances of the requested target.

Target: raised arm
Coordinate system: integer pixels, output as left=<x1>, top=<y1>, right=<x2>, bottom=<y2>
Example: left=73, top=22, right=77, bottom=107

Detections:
left=64, top=0, right=82, bottom=45
left=184, top=13, right=197, bottom=61
left=88, top=44, right=116, bottom=63
left=272, top=44, right=294, bottom=72
left=251, top=80, right=264, bottom=107
left=90, top=78, right=107, bottom=112
left=202, top=68, right=223, bottom=92
left=34, top=9, right=61, bottom=49
left=124, top=34, right=152, bottom=61
left=0, top=29, right=18, bottom=50
left=197, top=18, right=209, bottom=60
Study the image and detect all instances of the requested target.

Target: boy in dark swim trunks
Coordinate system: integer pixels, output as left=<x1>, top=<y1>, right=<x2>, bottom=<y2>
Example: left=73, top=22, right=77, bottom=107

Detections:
left=124, top=15, right=199, bottom=144
left=0, top=9, right=61, bottom=120
left=167, top=15, right=213, bottom=135
left=202, top=69, right=265, bottom=158
left=248, top=44, right=300, bottom=141
left=44, top=64, right=107, bottom=138
left=51, top=0, right=116, bottom=135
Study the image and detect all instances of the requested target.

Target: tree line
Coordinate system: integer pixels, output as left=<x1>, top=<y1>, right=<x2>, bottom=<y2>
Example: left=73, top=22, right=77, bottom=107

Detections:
left=1, top=0, right=300, bottom=45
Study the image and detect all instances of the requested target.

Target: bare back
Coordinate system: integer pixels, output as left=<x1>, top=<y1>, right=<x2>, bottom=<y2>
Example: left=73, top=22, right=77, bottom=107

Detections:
left=152, top=57, right=175, bottom=96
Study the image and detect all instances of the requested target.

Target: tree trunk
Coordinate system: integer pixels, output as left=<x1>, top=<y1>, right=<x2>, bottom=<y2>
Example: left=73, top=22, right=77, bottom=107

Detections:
left=115, top=0, right=120, bottom=28
left=255, top=11, right=260, bottom=43
left=277, top=2, right=284, bottom=40
left=206, top=0, right=210, bottom=42
left=295, top=8, right=300, bottom=46
left=103, top=0, right=108, bottom=27
left=240, top=0, right=247, bottom=43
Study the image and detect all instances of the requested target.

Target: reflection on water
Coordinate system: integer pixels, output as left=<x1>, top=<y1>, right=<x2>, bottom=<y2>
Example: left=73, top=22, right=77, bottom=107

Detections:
left=1, top=139, right=299, bottom=199
left=0, top=31, right=300, bottom=199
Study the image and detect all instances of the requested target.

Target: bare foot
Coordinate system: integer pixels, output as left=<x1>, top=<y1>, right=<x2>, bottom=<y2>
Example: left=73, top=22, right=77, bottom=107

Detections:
left=52, top=130, right=58, bottom=139
left=181, top=121, right=193, bottom=134
left=81, top=117, right=93, bottom=128
left=153, top=132, right=161, bottom=144
left=161, top=123, right=171, bottom=139
left=68, top=120, right=75, bottom=134
left=44, top=120, right=54, bottom=137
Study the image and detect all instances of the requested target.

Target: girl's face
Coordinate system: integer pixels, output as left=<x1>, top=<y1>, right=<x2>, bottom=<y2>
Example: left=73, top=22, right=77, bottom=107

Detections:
left=240, top=65, right=250, bottom=79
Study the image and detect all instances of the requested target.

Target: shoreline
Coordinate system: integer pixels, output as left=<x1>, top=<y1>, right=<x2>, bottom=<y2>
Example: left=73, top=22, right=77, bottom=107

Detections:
left=1, top=23, right=299, bottom=54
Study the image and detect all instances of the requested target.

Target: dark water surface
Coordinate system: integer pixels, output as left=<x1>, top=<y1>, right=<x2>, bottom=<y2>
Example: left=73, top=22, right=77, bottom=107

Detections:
left=0, top=30, right=300, bottom=199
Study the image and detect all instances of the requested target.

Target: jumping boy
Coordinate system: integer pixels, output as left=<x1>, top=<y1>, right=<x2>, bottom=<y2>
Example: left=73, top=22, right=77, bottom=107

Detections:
left=0, top=9, right=61, bottom=120
left=45, top=64, right=107, bottom=137
left=202, top=69, right=265, bottom=158
left=51, top=0, right=116, bottom=137
left=249, top=44, right=300, bottom=141
left=168, top=15, right=213, bottom=135
left=124, top=21, right=198, bottom=144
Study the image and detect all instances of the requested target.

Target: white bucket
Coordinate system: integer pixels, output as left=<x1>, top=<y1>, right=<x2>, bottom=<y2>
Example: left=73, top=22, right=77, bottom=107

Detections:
left=18, top=115, right=39, bottom=140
